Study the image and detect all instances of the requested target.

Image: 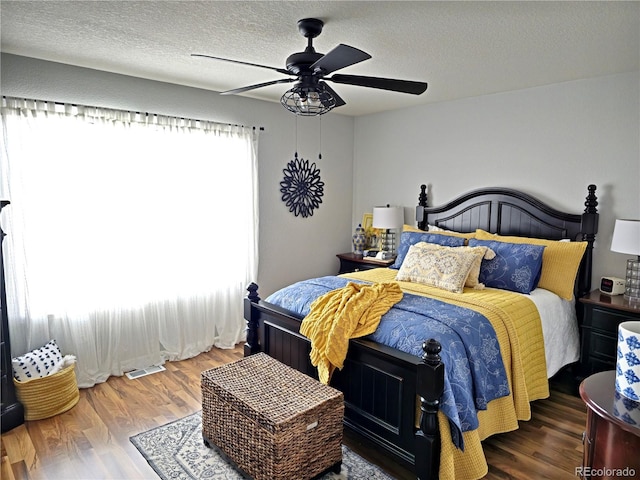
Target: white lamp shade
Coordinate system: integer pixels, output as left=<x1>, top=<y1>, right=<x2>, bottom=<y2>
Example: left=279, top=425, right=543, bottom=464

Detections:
left=373, top=206, right=403, bottom=230
left=611, top=219, right=640, bottom=256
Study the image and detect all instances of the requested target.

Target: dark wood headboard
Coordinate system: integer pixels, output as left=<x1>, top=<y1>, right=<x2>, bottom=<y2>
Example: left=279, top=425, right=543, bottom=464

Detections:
left=415, top=184, right=599, bottom=299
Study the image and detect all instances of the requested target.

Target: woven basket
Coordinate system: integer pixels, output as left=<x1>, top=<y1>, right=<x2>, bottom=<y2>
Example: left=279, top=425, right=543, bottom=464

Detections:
left=14, top=364, right=80, bottom=421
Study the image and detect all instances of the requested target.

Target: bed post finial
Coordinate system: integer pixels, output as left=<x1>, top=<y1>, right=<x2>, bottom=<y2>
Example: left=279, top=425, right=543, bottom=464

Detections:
left=423, top=338, right=441, bottom=364
left=244, top=283, right=261, bottom=356
left=584, top=185, right=598, bottom=215
left=415, top=339, right=443, bottom=479
left=417, top=184, right=428, bottom=231
left=579, top=185, right=598, bottom=297
left=247, top=282, right=260, bottom=302
left=419, top=184, right=428, bottom=207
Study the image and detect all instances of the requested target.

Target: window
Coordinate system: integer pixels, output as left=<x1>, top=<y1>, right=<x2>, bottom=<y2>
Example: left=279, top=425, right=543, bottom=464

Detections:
left=1, top=98, right=259, bottom=387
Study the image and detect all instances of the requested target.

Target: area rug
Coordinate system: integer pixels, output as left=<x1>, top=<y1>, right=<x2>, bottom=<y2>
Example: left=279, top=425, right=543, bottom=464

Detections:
left=130, top=411, right=395, bottom=480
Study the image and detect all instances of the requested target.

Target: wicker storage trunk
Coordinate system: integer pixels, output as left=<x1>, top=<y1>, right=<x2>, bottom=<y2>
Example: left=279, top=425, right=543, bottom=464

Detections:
left=201, top=353, right=344, bottom=480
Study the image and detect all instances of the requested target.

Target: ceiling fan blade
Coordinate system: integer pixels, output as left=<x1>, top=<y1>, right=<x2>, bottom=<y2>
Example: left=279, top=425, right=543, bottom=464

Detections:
left=310, top=44, right=371, bottom=75
left=320, top=82, right=346, bottom=108
left=328, top=74, right=428, bottom=95
left=192, top=54, right=291, bottom=75
left=220, top=78, right=295, bottom=96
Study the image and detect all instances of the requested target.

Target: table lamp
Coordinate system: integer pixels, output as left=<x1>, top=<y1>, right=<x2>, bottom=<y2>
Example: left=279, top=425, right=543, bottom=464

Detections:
left=611, top=219, right=640, bottom=303
left=373, top=205, right=403, bottom=260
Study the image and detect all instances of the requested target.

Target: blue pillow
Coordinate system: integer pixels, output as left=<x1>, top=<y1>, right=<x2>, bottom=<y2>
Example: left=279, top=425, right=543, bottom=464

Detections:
left=468, top=239, right=545, bottom=294
left=391, top=232, right=466, bottom=269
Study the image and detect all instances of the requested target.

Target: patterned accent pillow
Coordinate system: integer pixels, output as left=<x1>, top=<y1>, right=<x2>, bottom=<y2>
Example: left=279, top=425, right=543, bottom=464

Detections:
left=12, top=339, right=64, bottom=381
left=474, top=229, right=587, bottom=300
left=465, top=246, right=496, bottom=289
left=391, top=231, right=466, bottom=269
left=469, top=239, right=545, bottom=294
left=395, top=243, right=485, bottom=293
left=403, top=224, right=475, bottom=240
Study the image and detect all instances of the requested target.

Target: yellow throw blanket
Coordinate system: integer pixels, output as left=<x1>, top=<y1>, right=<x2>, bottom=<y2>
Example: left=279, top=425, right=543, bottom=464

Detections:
left=300, top=282, right=403, bottom=384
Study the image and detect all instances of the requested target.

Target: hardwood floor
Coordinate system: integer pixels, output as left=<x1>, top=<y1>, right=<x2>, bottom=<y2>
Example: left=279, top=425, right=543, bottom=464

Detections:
left=1, top=345, right=587, bottom=480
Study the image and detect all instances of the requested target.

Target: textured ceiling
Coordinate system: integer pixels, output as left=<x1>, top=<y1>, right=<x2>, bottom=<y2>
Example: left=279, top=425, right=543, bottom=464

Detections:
left=1, top=1, right=638, bottom=116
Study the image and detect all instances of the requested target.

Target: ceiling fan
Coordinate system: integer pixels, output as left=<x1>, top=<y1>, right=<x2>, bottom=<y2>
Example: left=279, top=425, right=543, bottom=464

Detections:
left=192, top=18, right=428, bottom=115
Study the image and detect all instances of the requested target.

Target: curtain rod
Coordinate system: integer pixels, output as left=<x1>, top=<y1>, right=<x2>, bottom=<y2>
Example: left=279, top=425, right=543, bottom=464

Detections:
left=1, top=96, right=265, bottom=132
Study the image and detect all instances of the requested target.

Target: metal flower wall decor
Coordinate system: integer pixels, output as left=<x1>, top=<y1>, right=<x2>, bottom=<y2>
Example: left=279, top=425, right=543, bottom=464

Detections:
left=280, top=152, right=324, bottom=218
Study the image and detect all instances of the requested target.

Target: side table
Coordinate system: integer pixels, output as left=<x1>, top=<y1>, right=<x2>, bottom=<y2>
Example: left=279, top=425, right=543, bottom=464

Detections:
left=579, top=370, right=640, bottom=479
left=579, top=290, right=640, bottom=376
left=336, top=252, right=395, bottom=274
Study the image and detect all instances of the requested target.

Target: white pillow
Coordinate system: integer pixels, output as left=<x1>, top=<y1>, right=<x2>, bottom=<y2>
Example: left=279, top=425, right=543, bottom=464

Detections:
left=12, top=339, right=64, bottom=381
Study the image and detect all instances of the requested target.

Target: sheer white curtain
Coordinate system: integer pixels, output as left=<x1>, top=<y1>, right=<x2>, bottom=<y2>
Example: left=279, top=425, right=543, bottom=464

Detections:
left=0, top=97, right=259, bottom=387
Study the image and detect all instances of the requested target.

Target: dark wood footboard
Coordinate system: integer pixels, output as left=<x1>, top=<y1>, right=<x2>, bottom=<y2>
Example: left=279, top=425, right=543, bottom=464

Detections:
left=244, top=284, right=444, bottom=479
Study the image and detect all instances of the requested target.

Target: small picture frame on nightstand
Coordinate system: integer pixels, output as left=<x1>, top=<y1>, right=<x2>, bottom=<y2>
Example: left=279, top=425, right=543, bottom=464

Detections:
left=362, top=213, right=381, bottom=249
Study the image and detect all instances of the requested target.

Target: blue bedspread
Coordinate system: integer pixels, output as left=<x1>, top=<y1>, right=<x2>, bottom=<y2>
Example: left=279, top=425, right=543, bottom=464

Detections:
left=266, top=276, right=510, bottom=449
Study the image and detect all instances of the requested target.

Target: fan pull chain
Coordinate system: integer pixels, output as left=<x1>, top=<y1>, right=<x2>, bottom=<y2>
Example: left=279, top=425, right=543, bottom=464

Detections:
left=318, top=116, right=322, bottom=161
left=294, top=115, right=299, bottom=159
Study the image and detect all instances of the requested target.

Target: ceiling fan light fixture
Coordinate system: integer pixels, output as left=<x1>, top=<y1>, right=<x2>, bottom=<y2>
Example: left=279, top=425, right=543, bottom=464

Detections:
left=280, top=85, right=336, bottom=116
left=195, top=18, right=427, bottom=115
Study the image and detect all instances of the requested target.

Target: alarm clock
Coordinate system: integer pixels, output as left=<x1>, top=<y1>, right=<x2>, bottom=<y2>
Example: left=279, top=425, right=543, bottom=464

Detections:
left=599, top=276, right=626, bottom=295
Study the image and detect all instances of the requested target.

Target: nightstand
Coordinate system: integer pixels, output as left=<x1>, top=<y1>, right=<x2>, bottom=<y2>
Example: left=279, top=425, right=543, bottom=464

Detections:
left=336, top=252, right=395, bottom=274
left=579, top=290, right=640, bottom=377
left=579, top=371, right=640, bottom=479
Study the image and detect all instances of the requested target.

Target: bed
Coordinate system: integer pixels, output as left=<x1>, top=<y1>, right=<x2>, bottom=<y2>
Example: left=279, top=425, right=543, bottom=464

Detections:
left=243, top=184, right=599, bottom=480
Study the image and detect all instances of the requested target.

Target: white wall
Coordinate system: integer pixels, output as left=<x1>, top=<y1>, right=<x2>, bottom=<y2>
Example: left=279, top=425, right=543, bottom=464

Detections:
left=4, top=53, right=638, bottom=295
left=1, top=54, right=355, bottom=296
left=353, top=72, right=640, bottom=288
